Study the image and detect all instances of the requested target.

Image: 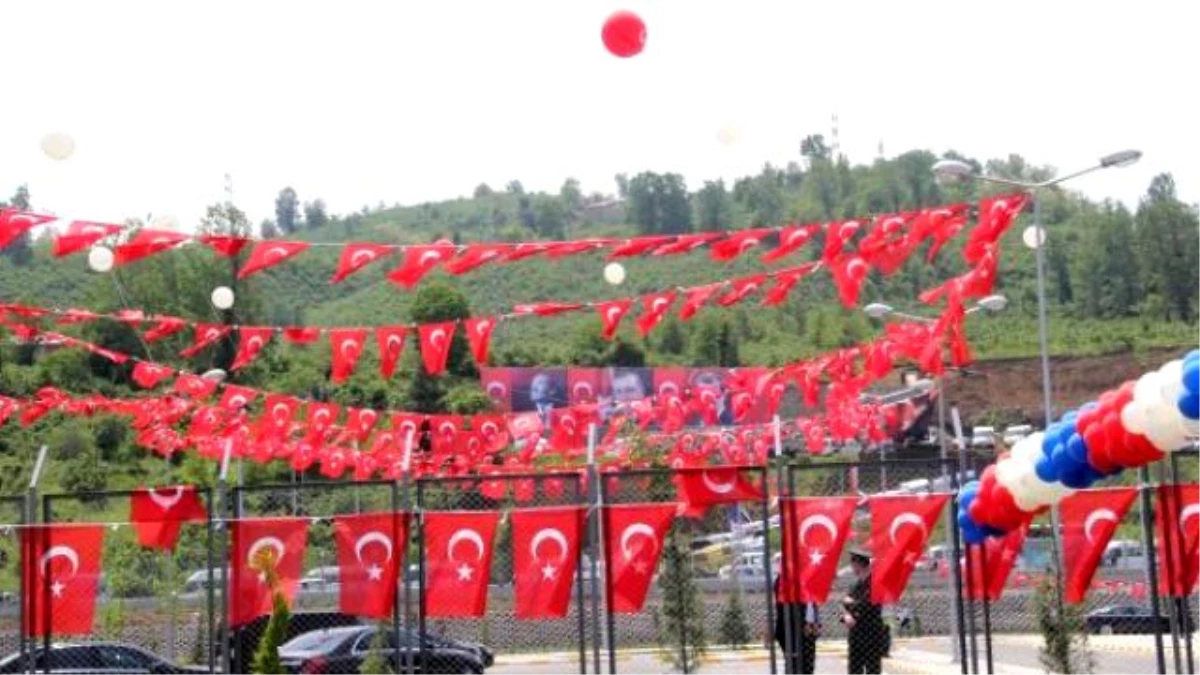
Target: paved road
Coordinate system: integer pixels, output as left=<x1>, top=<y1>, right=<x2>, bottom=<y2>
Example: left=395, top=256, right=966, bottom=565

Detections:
left=492, top=652, right=845, bottom=674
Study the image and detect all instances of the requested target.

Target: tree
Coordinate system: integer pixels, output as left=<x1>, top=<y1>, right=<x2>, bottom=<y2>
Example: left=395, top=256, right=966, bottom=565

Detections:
left=718, top=582, right=752, bottom=648
left=274, top=187, right=299, bottom=234
left=657, top=317, right=686, bottom=355
left=1034, top=575, right=1094, bottom=674
left=1073, top=202, right=1140, bottom=318
left=358, top=625, right=395, bottom=675
left=303, top=200, right=329, bottom=230
left=505, top=180, right=525, bottom=195
left=1, top=184, right=34, bottom=265
left=689, top=316, right=739, bottom=367
left=615, top=173, right=630, bottom=199
left=560, top=177, right=583, bottom=216
left=251, top=592, right=290, bottom=674
left=473, top=183, right=493, bottom=198
left=405, top=282, right=475, bottom=413
left=260, top=219, right=280, bottom=239
left=744, top=167, right=785, bottom=226
left=534, top=198, right=569, bottom=239
left=626, top=172, right=692, bottom=235
left=656, top=525, right=706, bottom=672
left=1136, top=173, right=1199, bottom=321
left=694, top=180, right=734, bottom=232
left=800, top=134, right=829, bottom=162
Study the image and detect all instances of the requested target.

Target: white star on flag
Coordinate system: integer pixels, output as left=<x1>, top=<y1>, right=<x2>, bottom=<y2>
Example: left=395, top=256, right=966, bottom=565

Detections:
left=541, top=564, right=558, bottom=581
left=51, top=581, right=65, bottom=598
left=367, top=564, right=383, bottom=582
left=457, top=564, right=474, bottom=581
left=809, top=551, right=825, bottom=565
left=632, top=561, right=650, bottom=575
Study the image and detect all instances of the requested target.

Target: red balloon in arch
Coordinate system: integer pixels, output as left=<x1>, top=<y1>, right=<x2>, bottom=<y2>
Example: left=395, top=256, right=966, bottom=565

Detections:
left=601, top=10, right=646, bottom=58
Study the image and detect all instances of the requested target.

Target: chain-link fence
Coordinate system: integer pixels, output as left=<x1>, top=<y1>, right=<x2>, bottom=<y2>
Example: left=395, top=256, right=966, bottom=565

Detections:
left=0, top=496, right=26, bottom=670
left=37, top=487, right=216, bottom=674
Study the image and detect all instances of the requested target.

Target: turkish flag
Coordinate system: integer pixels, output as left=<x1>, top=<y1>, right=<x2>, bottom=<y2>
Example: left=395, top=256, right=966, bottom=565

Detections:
left=869, top=494, right=951, bottom=603
left=511, top=507, right=585, bottom=619
left=963, top=524, right=1028, bottom=601
left=344, top=407, right=381, bottom=442
left=567, top=369, right=603, bottom=405
left=219, top=385, right=259, bottom=412
left=231, top=327, right=274, bottom=370
left=476, top=365, right=513, bottom=410
left=53, top=220, right=122, bottom=257
left=761, top=263, right=819, bottom=307
left=333, top=512, right=408, bottom=619
left=1060, top=487, right=1137, bottom=604
left=418, top=322, right=456, bottom=376
left=258, top=394, right=301, bottom=441
left=609, top=235, right=675, bottom=259
left=636, top=291, right=676, bottom=337
left=179, top=323, right=232, bottom=358
left=237, top=240, right=310, bottom=279
left=428, top=415, right=462, bottom=455
left=444, top=244, right=508, bottom=275
left=282, top=327, right=322, bottom=344
left=678, top=284, right=722, bottom=321
left=463, top=317, right=496, bottom=367
left=965, top=193, right=1028, bottom=264
left=331, top=243, right=394, bottom=283
left=143, top=317, right=187, bottom=343
left=822, top=219, right=863, bottom=262
left=131, top=362, right=174, bottom=389
left=674, top=467, right=764, bottom=518
left=472, top=414, right=510, bottom=452
left=513, top=302, right=584, bottom=317
left=650, top=232, right=721, bottom=256
left=306, top=402, right=340, bottom=436
left=387, top=244, right=456, bottom=288
left=329, top=328, right=368, bottom=383
left=595, top=300, right=633, bottom=340
left=548, top=408, right=588, bottom=452
left=779, top=497, right=857, bottom=603
left=373, top=326, right=407, bottom=380
left=604, top=503, right=678, bottom=613
left=504, top=242, right=551, bottom=262
left=716, top=274, right=768, bottom=307
left=710, top=228, right=773, bottom=262
left=229, top=517, right=309, bottom=626
left=1, top=210, right=57, bottom=250
left=762, top=223, right=820, bottom=263
left=22, top=524, right=105, bottom=636
left=174, top=374, right=218, bottom=400
left=129, top=486, right=208, bottom=550
left=424, top=511, right=501, bottom=617
left=1156, top=483, right=1200, bottom=597
left=198, top=234, right=251, bottom=257
left=830, top=254, right=871, bottom=307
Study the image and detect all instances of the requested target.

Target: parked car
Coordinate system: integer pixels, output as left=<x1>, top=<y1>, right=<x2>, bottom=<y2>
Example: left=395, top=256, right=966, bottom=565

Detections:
left=220, top=611, right=364, bottom=673
left=1084, top=605, right=1194, bottom=635
left=1002, top=425, right=1034, bottom=446
left=0, top=642, right=208, bottom=673
left=970, top=426, right=996, bottom=449
left=278, top=625, right=493, bottom=674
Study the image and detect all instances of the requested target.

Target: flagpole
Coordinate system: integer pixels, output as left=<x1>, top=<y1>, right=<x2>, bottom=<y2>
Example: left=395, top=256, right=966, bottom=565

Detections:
left=951, top=407, right=980, bottom=675
left=400, top=430, right=416, bottom=675
left=937, top=385, right=968, bottom=673
left=585, top=424, right=604, bottom=674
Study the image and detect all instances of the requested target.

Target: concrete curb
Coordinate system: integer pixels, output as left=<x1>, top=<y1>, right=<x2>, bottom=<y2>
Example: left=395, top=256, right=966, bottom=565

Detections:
left=884, top=649, right=1041, bottom=675
left=495, top=644, right=849, bottom=666
left=996, top=634, right=1161, bottom=656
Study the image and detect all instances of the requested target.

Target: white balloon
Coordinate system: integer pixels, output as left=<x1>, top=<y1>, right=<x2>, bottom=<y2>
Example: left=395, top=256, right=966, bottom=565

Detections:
left=1121, top=399, right=1148, bottom=435
left=603, top=262, right=626, bottom=285
left=1010, top=432, right=1044, bottom=466
left=716, top=123, right=742, bottom=146
left=995, top=458, right=1023, bottom=492
left=1144, top=401, right=1189, bottom=452
left=40, top=132, right=76, bottom=160
left=87, top=246, right=114, bottom=272
left=1133, top=372, right=1164, bottom=405
left=211, top=286, right=235, bottom=310
left=1021, top=225, right=1046, bottom=249
left=1159, top=360, right=1185, bottom=406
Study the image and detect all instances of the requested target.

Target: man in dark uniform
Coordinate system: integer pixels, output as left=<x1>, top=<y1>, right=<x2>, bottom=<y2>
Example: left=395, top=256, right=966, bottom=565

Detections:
left=841, top=548, right=887, bottom=674
left=774, top=576, right=820, bottom=673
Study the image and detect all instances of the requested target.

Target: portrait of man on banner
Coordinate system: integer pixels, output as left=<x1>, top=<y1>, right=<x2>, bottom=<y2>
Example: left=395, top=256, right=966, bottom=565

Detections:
left=511, top=368, right=568, bottom=427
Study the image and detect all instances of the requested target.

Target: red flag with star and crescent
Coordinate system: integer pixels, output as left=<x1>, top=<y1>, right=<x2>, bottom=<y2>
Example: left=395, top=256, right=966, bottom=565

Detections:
left=603, top=503, right=678, bottom=614
left=674, top=467, right=764, bottom=519
left=419, top=322, right=456, bottom=376
left=463, top=317, right=496, bottom=367
left=229, top=517, right=309, bottom=626
left=1060, top=487, right=1137, bottom=604
left=1156, top=483, right=1200, bottom=597
left=511, top=507, right=585, bottom=619
left=869, top=494, right=950, bottom=603
left=129, top=485, right=208, bottom=551
left=424, top=511, right=501, bottom=617
left=333, top=512, right=408, bottom=619
left=22, top=524, right=105, bottom=636
left=329, top=328, right=368, bottom=383
left=779, top=497, right=857, bottom=603
left=238, top=240, right=310, bottom=279
left=963, top=523, right=1028, bottom=601
left=375, top=326, right=408, bottom=380
left=331, top=243, right=394, bottom=283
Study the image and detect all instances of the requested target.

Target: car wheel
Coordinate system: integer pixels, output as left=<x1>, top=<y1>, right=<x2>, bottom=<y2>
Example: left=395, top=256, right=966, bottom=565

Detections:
left=459, top=665, right=480, bottom=675
left=1100, top=625, right=1115, bottom=635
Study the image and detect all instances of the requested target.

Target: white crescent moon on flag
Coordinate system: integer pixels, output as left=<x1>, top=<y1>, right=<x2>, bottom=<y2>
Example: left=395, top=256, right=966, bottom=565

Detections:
left=419, top=250, right=443, bottom=266
left=314, top=408, right=331, bottom=425
left=431, top=329, right=447, bottom=346
left=799, top=514, right=838, bottom=549
left=573, top=382, right=594, bottom=399
left=272, top=403, right=290, bottom=421
left=354, top=531, right=393, bottom=564
left=266, top=246, right=292, bottom=261
left=652, top=298, right=669, bottom=312
left=448, top=529, right=485, bottom=562
left=606, top=306, right=623, bottom=322
left=147, top=486, right=186, bottom=511
left=350, top=250, right=377, bottom=267
left=620, top=523, right=657, bottom=561
left=386, top=335, right=403, bottom=353
left=1178, top=504, right=1200, bottom=533
left=248, top=336, right=265, bottom=352
left=701, top=470, right=736, bottom=495
left=40, top=545, right=81, bottom=578
left=229, top=395, right=248, bottom=409
left=341, top=340, right=360, bottom=357
left=1083, top=509, right=1119, bottom=544
left=659, top=382, right=679, bottom=397
left=476, top=320, right=491, bottom=336
left=487, top=382, right=507, bottom=399
left=439, top=422, right=456, bottom=438
left=530, top=528, right=569, bottom=561
left=247, top=537, right=286, bottom=566
left=889, top=512, right=928, bottom=545
left=480, top=421, right=498, bottom=436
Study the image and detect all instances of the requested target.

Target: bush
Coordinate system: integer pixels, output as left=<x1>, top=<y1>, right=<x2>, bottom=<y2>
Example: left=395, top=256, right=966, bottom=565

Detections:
left=1035, top=575, right=1094, bottom=674
left=719, top=583, right=752, bottom=648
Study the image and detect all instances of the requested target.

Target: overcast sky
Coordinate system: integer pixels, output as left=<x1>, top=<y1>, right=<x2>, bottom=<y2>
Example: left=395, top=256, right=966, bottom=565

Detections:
left=2, top=0, right=1196, bottom=229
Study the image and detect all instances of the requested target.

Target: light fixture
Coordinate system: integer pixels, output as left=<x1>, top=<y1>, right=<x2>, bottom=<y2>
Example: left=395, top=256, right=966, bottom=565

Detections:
left=931, top=158, right=974, bottom=184
left=201, top=368, right=227, bottom=382
left=864, top=302, right=893, bottom=319
left=1099, top=149, right=1142, bottom=169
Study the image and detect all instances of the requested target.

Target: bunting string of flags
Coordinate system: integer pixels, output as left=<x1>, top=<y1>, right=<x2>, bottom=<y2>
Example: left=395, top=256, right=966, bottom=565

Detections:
left=0, top=194, right=1026, bottom=290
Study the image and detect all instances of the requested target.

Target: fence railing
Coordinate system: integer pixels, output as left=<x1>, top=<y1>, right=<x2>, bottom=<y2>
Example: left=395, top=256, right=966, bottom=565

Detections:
left=0, top=452, right=1196, bottom=674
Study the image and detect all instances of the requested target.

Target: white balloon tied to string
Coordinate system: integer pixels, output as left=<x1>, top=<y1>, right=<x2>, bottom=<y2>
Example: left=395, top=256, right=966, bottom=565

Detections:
left=88, top=246, right=114, bottom=273
left=40, top=132, right=76, bottom=161
left=1021, top=225, right=1046, bottom=250
left=604, top=262, right=626, bottom=285
left=211, top=286, right=235, bottom=310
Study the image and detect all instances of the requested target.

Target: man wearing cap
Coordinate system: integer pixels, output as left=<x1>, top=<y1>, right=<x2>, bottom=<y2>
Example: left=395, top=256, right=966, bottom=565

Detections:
left=773, top=576, right=820, bottom=673
left=841, top=548, right=886, bottom=674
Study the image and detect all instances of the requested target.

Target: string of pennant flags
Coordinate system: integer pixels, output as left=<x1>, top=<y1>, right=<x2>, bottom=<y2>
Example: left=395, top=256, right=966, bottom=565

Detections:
left=0, top=193, right=1026, bottom=289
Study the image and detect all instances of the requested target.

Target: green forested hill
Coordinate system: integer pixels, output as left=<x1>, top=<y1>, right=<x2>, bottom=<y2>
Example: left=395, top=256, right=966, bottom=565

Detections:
left=0, top=143, right=1196, bottom=496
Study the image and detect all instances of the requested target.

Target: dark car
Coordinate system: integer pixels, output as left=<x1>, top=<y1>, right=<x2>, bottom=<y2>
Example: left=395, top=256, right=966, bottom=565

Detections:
left=278, top=625, right=492, bottom=674
left=1085, top=605, right=1195, bottom=635
left=0, top=642, right=208, bottom=674
left=220, top=611, right=364, bottom=673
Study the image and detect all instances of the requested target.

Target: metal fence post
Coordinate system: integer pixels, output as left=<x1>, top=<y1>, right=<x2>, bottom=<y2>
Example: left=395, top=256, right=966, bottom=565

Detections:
left=399, top=430, right=415, bottom=675
left=1138, top=467, right=1168, bottom=674
left=217, top=442, right=233, bottom=674
left=1168, top=453, right=1196, bottom=675
left=951, top=408, right=979, bottom=675
left=416, top=479, right=427, bottom=674
left=761, top=416, right=782, bottom=675
left=204, top=487, right=217, bottom=674
left=775, top=424, right=795, bottom=675
left=936, top=385, right=967, bottom=672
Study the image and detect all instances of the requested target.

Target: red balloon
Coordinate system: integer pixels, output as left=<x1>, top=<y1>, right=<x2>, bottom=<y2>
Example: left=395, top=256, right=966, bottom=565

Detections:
left=1084, top=424, right=1116, bottom=474
left=601, top=10, right=646, bottom=57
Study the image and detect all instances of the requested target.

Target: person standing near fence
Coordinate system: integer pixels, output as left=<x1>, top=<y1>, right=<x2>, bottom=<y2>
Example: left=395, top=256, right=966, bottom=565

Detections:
left=773, top=576, right=820, bottom=673
left=841, top=548, right=886, bottom=674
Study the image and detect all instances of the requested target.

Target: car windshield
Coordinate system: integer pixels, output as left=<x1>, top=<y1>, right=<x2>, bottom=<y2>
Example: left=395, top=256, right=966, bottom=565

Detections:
left=281, top=630, right=353, bottom=653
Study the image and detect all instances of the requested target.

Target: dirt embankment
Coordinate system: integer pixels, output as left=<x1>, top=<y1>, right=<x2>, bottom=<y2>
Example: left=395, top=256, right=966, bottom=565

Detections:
left=946, top=347, right=1194, bottom=427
